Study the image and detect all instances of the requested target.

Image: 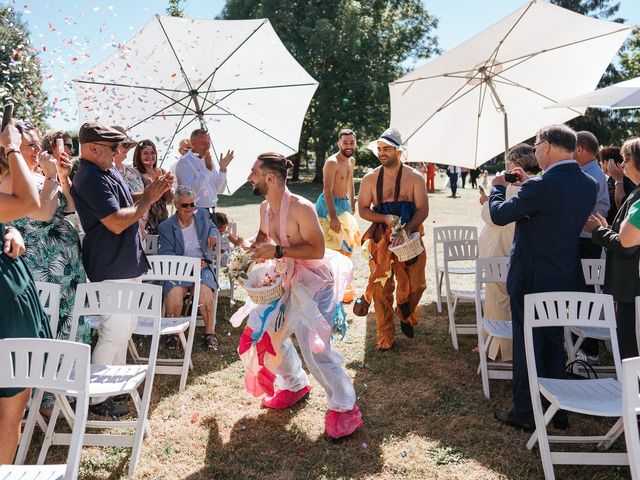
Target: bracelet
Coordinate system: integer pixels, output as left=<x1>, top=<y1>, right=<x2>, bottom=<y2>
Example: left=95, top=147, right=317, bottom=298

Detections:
left=5, top=149, right=19, bottom=157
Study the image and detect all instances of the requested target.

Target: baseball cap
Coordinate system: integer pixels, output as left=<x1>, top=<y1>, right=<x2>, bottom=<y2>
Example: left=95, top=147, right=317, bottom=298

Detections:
left=78, top=122, right=127, bottom=144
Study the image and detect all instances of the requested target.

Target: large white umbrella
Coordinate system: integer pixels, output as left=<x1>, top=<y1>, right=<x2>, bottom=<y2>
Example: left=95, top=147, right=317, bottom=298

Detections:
left=548, top=76, right=640, bottom=110
left=74, top=15, right=318, bottom=194
left=389, top=0, right=630, bottom=168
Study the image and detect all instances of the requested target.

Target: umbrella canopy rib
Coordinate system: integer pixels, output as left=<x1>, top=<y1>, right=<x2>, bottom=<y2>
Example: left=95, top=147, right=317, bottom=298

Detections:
left=74, top=79, right=190, bottom=94
left=155, top=15, right=196, bottom=94
left=159, top=103, right=195, bottom=165
left=199, top=82, right=320, bottom=95
left=483, top=1, right=534, bottom=73
left=198, top=20, right=268, bottom=108
left=153, top=89, right=198, bottom=115
left=474, top=81, right=490, bottom=165
left=127, top=92, right=194, bottom=131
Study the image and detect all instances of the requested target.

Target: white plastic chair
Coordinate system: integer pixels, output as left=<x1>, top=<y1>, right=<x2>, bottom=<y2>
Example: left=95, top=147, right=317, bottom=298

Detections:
left=524, top=292, right=627, bottom=479
left=443, top=239, right=483, bottom=350
left=475, top=256, right=511, bottom=399
left=433, top=226, right=478, bottom=313
left=563, top=259, right=610, bottom=365
left=19, top=281, right=163, bottom=478
left=35, top=281, right=61, bottom=335
left=623, top=356, right=640, bottom=480
left=133, top=255, right=201, bottom=392
left=143, top=234, right=159, bottom=255
left=1, top=339, right=90, bottom=480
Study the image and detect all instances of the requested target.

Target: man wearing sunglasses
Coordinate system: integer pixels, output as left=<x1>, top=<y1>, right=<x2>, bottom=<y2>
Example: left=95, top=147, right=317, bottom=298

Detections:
left=71, top=122, right=174, bottom=418
left=157, top=185, right=220, bottom=351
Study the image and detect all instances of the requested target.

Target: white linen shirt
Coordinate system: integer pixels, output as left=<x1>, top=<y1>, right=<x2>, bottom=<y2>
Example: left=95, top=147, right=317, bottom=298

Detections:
left=175, top=150, right=227, bottom=208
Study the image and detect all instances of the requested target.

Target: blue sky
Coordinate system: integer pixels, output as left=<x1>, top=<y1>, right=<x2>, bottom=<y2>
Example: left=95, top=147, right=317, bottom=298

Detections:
left=7, top=0, right=640, bottom=130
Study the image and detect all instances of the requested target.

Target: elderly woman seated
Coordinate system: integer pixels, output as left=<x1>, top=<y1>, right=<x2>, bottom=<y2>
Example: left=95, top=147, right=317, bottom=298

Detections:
left=158, top=185, right=220, bottom=351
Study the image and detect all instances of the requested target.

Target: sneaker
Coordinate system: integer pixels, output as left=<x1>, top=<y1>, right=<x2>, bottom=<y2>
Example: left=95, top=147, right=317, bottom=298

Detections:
left=89, top=398, right=130, bottom=418
left=202, top=333, right=219, bottom=351
left=576, top=349, right=599, bottom=366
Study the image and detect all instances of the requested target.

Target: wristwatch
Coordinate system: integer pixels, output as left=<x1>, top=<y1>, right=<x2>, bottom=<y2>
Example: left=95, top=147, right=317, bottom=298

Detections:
left=275, top=245, right=283, bottom=259
left=615, top=180, right=624, bottom=186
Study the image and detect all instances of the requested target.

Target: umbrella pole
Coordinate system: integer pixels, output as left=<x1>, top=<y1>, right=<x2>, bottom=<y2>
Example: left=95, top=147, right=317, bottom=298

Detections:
left=485, top=77, right=509, bottom=170
left=190, top=90, right=207, bottom=131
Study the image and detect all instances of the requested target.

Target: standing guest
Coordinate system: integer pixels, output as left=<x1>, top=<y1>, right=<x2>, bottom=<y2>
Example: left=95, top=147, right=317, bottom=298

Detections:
left=478, top=144, right=540, bottom=361
left=357, top=128, right=428, bottom=350
left=460, top=167, right=469, bottom=188
left=469, top=167, right=480, bottom=189
left=600, top=146, right=635, bottom=225
left=0, top=124, right=90, bottom=347
left=111, top=126, right=144, bottom=194
left=158, top=186, right=220, bottom=351
left=168, top=138, right=192, bottom=187
left=481, top=169, right=489, bottom=189
left=490, top=124, right=596, bottom=431
left=133, top=139, right=173, bottom=234
left=41, top=130, right=75, bottom=159
left=316, top=128, right=360, bottom=304
left=0, top=119, right=50, bottom=464
left=426, top=162, right=436, bottom=193
left=584, top=138, right=640, bottom=360
left=71, top=122, right=173, bottom=417
left=175, top=128, right=234, bottom=222
left=447, top=165, right=460, bottom=198
left=237, top=152, right=361, bottom=439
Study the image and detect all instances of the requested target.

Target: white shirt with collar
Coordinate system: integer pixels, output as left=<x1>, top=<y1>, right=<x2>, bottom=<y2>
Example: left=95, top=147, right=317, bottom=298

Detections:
left=175, top=150, right=227, bottom=208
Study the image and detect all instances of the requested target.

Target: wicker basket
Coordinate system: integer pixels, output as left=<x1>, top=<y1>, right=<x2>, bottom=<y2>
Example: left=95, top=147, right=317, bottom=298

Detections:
left=242, top=263, right=284, bottom=304
left=389, top=231, right=423, bottom=262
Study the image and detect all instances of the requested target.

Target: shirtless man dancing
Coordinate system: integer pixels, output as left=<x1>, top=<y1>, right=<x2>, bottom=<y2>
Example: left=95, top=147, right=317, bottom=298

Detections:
left=315, top=128, right=360, bottom=305
left=232, top=152, right=362, bottom=439
left=357, top=128, right=429, bottom=350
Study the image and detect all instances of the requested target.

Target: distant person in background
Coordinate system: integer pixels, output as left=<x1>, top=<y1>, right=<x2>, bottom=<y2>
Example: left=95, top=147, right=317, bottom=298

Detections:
left=447, top=165, right=460, bottom=198
left=460, top=167, right=469, bottom=188
left=469, top=167, right=480, bottom=189
left=481, top=169, right=489, bottom=189
left=426, top=162, right=436, bottom=193
left=169, top=138, right=192, bottom=187
left=600, top=146, right=635, bottom=225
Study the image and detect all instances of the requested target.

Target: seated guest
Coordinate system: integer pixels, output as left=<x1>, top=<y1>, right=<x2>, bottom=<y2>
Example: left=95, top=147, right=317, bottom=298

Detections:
left=134, top=139, right=173, bottom=234
left=584, top=137, right=640, bottom=359
left=158, top=185, right=220, bottom=351
left=600, top=146, right=635, bottom=225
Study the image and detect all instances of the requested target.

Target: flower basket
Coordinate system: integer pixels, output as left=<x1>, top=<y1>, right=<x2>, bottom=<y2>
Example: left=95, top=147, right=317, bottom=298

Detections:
left=242, top=263, right=285, bottom=304
left=389, top=230, right=423, bottom=262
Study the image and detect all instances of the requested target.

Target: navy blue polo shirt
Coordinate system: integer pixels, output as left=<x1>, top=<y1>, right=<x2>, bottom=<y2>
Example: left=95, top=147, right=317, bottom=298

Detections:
left=71, top=158, right=149, bottom=281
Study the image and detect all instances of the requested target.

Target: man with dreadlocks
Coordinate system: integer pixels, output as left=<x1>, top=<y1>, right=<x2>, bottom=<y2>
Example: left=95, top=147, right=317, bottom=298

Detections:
left=230, top=152, right=362, bottom=439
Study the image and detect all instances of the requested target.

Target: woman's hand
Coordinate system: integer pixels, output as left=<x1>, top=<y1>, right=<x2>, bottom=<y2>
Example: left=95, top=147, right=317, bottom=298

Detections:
left=56, top=151, right=73, bottom=181
left=207, top=235, right=217, bottom=249
left=3, top=226, right=25, bottom=259
left=0, top=120, right=22, bottom=151
left=38, top=151, right=58, bottom=178
left=608, top=159, right=624, bottom=182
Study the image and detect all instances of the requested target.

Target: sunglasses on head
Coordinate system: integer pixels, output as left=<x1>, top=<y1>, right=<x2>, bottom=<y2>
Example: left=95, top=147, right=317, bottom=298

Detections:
left=15, top=121, right=35, bottom=133
left=179, top=202, right=195, bottom=208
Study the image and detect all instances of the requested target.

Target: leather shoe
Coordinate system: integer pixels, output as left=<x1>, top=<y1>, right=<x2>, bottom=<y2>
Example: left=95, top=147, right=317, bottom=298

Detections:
left=90, top=398, right=130, bottom=418
left=552, top=412, right=569, bottom=430
left=400, top=321, right=415, bottom=338
left=494, top=408, right=534, bottom=432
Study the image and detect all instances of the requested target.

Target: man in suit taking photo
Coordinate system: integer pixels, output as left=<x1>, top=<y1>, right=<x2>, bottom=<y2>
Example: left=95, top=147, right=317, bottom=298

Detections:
left=488, top=124, right=597, bottom=431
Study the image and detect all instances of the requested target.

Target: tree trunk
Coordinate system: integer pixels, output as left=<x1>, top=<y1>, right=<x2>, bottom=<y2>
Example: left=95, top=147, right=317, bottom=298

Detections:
left=291, top=152, right=301, bottom=181
left=313, top=149, right=326, bottom=183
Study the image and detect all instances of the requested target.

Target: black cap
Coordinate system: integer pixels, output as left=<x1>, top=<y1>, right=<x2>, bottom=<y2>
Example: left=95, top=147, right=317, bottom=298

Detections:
left=78, top=122, right=126, bottom=144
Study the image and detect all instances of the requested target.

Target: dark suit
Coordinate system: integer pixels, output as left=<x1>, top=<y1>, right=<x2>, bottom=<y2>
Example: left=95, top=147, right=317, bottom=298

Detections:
left=489, top=161, right=597, bottom=422
left=590, top=184, right=640, bottom=359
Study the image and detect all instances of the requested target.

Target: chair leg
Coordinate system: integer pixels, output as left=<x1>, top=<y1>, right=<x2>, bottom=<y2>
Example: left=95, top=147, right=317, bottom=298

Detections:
left=526, top=405, right=556, bottom=450
left=436, top=271, right=443, bottom=313
left=599, top=418, right=624, bottom=450
left=179, top=326, right=195, bottom=391
left=479, top=336, right=491, bottom=400
left=448, top=296, right=459, bottom=350
left=16, top=389, right=45, bottom=464
left=530, top=404, right=557, bottom=480
left=128, top=337, right=142, bottom=364
left=37, top=397, right=62, bottom=465
left=128, top=379, right=154, bottom=476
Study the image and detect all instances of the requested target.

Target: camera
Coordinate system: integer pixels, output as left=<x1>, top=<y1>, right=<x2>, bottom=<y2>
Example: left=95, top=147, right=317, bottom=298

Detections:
left=504, top=172, right=519, bottom=183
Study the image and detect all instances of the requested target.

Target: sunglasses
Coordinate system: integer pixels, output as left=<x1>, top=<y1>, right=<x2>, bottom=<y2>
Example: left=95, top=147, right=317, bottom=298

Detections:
left=179, top=202, right=196, bottom=208
left=94, top=142, right=120, bottom=153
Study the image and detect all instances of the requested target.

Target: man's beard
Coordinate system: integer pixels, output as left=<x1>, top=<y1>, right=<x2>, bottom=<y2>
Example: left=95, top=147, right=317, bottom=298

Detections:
left=252, top=181, right=268, bottom=196
left=380, top=155, right=399, bottom=168
left=339, top=147, right=354, bottom=157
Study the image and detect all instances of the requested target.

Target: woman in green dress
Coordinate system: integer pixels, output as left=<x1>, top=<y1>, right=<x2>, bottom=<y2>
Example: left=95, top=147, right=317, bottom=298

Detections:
left=0, top=119, right=51, bottom=464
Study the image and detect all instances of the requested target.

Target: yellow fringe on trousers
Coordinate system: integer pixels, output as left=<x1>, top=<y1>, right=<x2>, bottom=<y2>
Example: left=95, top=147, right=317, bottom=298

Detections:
left=362, top=226, right=426, bottom=350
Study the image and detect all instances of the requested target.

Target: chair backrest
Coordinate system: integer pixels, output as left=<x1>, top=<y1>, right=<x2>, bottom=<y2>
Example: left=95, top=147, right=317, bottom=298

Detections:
left=142, top=255, right=202, bottom=319
left=623, top=356, right=640, bottom=480
left=35, top=281, right=61, bottom=335
left=524, top=292, right=621, bottom=381
left=0, top=338, right=90, bottom=479
left=443, top=239, right=478, bottom=264
left=143, top=234, right=159, bottom=255
left=475, top=257, right=509, bottom=319
left=433, top=226, right=478, bottom=271
left=581, top=258, right=606, bottom=293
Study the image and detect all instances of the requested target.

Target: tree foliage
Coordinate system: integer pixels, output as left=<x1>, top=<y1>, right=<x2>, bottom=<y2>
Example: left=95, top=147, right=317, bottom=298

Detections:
left=0, top=5, right=49, bottom=129
left=220, top=0, right=438, bottom=181
left=166, top=0, right=187, bottom=17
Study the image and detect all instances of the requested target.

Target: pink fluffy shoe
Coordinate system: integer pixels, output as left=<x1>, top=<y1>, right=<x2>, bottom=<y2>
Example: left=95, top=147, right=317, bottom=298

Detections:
left=325, top=404, right=363, bottom=439
left=261, top=385, right=312, bottom=409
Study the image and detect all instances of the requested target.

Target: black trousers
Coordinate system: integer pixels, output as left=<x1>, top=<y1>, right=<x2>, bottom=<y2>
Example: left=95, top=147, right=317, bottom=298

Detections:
left=617, top=302, right=639, bottom=360
left=577, top=237, right=603, bottom=357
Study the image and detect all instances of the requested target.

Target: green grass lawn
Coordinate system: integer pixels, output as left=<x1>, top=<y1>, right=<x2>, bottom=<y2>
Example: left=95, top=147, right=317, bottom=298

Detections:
left=31, top=179, right=632, bottom=479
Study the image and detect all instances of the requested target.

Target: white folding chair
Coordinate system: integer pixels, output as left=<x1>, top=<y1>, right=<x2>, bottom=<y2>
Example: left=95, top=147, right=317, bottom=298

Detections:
left=142, top=234, right=159, bottom=255
left=433, top=226, right=478, bottom=313
left=563, top=259, right=610, bottom=366
left=35, top=281, right=61, bottom=335
left=443, top=239, right=483, bottom=350
left=133, top=255, right=201, bottom=392
left=1, top=339, right=90, bottom=480
left=475, top=257, right=511, bottom=399
left=524, top=292, right=627, bottom=479
left=623, top=357, right=640, bottom=480
left=20, top=281, right=163, bottom=478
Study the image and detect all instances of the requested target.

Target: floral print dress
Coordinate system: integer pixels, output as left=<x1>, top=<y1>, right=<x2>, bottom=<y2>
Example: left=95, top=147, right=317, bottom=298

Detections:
left=12, top=174, right=90, bottom=345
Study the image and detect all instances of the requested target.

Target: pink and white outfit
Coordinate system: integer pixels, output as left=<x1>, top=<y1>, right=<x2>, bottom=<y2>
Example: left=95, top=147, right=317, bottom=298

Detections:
left=230, top=189, right=362, bottom=438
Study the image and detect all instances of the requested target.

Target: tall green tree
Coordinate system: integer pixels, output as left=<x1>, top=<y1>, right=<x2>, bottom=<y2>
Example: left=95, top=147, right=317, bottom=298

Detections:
left=0, top=5, right=49, bottom=129
left=221, top=0, right=438, bottom=181
left=167, top=0, right=187, bottom=17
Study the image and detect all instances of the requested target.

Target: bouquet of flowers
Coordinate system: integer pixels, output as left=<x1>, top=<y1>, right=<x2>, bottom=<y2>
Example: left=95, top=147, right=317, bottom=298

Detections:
left=389, top=215, right=408, bottom=245
left=388, top=214, right=424, bottom=262
left=225, top=249, right=254, bottom=285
